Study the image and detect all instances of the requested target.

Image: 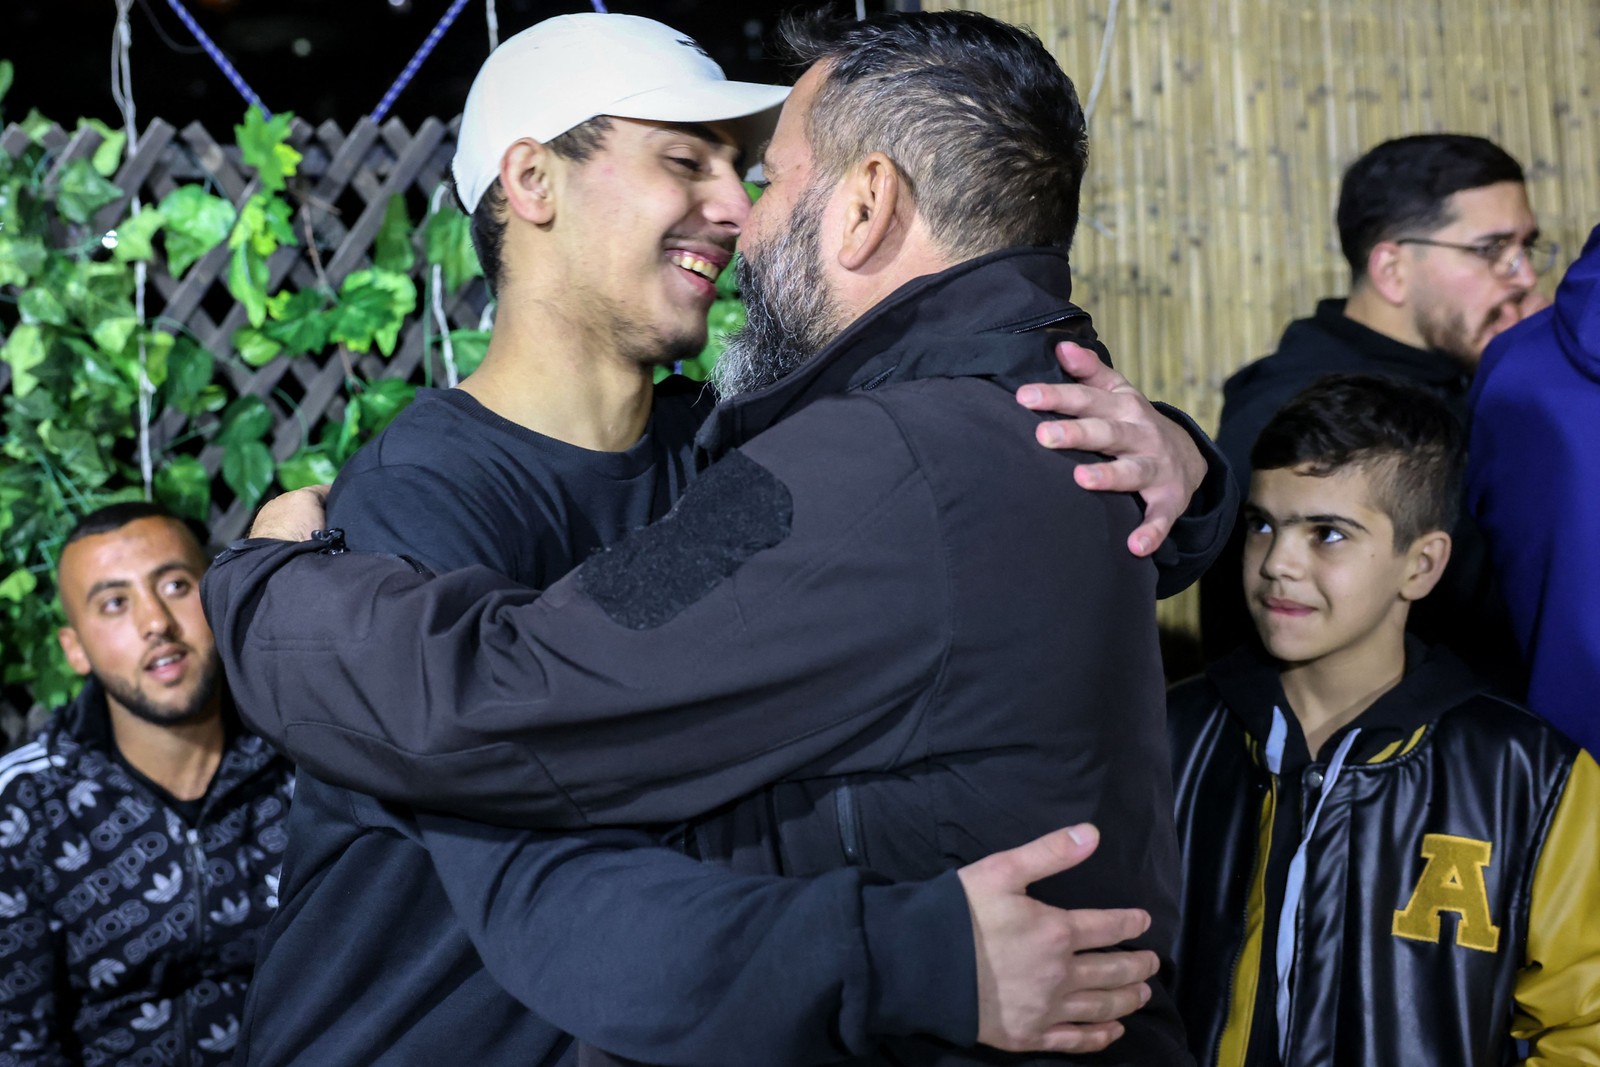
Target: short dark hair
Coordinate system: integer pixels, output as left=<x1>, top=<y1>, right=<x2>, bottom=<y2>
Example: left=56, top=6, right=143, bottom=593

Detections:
left=1250, top=375, right=1464, bottom=548
left=778, top=10, right=1088, bottom=258
left=64, top=501, right=208, bottom=554
left=453, top=116, right=616, bottom=299
left=1337, top=134, right=1525, bottom=280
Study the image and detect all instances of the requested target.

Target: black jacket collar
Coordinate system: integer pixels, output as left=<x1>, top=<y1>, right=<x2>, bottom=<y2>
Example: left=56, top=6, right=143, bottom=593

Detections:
left=1294, top=298, right=1470, bottom=393
left=696, top=247, right=1095, bottom=463
left=48, top=678, right=278, bottom=802
left=1206, top=635, right=1488, bottom=769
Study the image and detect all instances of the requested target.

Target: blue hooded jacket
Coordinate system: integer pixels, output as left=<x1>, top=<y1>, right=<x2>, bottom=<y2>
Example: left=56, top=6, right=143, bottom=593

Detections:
left=1467, top=223, right=1600, bottom=756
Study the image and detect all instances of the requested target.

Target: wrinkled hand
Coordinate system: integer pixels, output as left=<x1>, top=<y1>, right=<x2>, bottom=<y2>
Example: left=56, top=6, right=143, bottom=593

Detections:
left=250, top=485, right=331, bottom=542
left=958, top=824, right=1157, bottom=1054
left=1017, top=342, right=1207, bottom=557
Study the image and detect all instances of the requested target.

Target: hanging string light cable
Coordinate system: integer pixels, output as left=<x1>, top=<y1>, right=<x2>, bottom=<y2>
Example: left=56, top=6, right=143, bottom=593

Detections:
left=162, top=0, right=271, bottom=116
left=111, top=0, right=157, bottom=500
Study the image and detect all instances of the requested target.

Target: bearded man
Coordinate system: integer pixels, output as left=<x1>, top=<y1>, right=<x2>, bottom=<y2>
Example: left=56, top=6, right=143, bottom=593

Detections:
left=206, top=11, right=1235, bottom=1065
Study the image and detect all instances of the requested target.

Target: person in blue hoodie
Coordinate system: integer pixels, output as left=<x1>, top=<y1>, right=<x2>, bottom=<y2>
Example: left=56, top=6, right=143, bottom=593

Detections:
left=1467, top=223, right=1600, bottom=757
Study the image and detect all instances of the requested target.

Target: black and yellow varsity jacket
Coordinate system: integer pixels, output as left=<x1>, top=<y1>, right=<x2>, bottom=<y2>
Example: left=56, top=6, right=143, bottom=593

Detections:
left=1167, top=637, right=1600, bottom=1067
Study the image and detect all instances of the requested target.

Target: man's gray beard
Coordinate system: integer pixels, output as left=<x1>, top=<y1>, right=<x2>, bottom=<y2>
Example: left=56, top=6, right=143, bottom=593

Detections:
left=713, top=184, right=843, bottom=399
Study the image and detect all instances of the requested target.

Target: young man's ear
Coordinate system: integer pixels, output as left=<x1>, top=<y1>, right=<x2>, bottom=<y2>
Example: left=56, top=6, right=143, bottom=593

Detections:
left=500, top=139, right=558, bottom=226
left=57, top=626, right=92, bottom=677
left=1399, top=530, right=1453, bottom=601
left=1363, top=241, right=1410, bottom=307
left=836, top=152, right=902, bottom=271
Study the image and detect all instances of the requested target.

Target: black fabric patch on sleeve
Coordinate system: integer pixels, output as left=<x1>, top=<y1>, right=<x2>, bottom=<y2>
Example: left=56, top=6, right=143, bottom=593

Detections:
left=577, top=449, right=793, bottom=630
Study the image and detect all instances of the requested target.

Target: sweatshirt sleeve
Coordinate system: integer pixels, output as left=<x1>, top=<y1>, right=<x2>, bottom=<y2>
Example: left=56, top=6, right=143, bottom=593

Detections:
left=1512, top=749, right=1600, bottom=1064
left=1149, top=402, right=1239, bottom=599
left=0, top=790, right=74, bottom=1067
left=204, top=395, right=949, bottom=828
left=415, top=814, right=977, bottom=1063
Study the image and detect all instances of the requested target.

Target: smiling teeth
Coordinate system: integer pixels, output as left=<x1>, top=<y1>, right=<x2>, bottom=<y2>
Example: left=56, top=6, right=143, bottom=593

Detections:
left=151, top=655, right=180, bottom=669
left=668, top=252, right=721, bottom=282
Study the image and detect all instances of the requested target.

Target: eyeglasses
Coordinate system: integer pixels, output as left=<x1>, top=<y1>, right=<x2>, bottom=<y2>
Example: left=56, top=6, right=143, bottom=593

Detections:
left=1395, top=236, right=1560, bottom=279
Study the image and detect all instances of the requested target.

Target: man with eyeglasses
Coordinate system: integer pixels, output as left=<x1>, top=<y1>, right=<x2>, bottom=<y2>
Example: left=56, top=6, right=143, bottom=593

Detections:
left=1205, top=134, right=1553, bottom=692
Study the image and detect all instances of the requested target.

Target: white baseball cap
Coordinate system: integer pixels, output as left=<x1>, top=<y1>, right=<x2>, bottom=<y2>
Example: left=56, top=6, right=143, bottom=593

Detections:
left=452, top=13, right=791, bottom=213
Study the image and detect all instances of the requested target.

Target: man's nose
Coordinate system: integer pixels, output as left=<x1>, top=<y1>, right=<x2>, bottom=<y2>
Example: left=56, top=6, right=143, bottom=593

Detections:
left=704, top=171, right=751, bottom=234
left=138, top=596, right=177, bottom=641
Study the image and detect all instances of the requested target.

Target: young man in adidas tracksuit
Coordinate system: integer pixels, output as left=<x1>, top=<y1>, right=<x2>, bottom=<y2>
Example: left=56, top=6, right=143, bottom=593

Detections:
left=1168, top=375, right=1600, bottom=1066
left=0, top=503, right=292, bottom=1067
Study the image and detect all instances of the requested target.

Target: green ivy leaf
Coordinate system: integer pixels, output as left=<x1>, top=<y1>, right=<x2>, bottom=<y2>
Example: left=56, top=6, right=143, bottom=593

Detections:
left=351, top=378, right=415, bottom=437
left=79, top=119, right=128, bottom=178
left=222, top=440, right=274, bottom=511
left=444, top=329, right=491, bottom=378
left=228, top=242, right=269, bottom=327
left=375, top=195, right=416, bottom=274
left=154, top=456, right=210, bottom=521
left=56, top=159, right=123, bottom=225
left=230, top=194, right=297, bottom=258
left=1, top=323, right=47, bottom=397
left=331, top=269, right=416, bottom=356
left=0, top=569, right=37, bottom=603
left=91, top=316, right=140, bottom=357
left=277, top=449, right=339, bottom=491
left=423, top=206, right=482, bottom=292
left=159, top=185, right=236, bottom=278
left=111, top=205, right=166, bottom=263
left=19, top=288, right=69, bottom=326
left=162, top=338, right=214, bottom=415
left=235, top=106, right=302, bottom=194
left=263, top=288, right=332, bottom=355
left=143, top=331, right=174, bottom=387
left=0, top=234, right=47, bottom=287
left=19, top=108, right=53, bottom=141
left=233, top=326, right=283, bottom=367
left=216, top=395, right=273, bottom=446
left=0, top=61, right=12, bottom=109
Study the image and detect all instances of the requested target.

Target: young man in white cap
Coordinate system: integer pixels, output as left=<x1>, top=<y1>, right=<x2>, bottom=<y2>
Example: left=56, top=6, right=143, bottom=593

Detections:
left=226, top=13, right=1232, bottom=1066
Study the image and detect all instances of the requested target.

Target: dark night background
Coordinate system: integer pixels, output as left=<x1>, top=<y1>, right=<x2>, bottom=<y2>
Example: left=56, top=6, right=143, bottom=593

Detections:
left=1, top=1, right=900, bottom=134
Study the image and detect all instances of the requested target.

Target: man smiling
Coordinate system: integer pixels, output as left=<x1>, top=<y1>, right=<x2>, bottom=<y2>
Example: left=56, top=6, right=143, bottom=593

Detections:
left=209, top=11, right=1233, bottom=1065
left=219, top=14, right=1233, bottom=1067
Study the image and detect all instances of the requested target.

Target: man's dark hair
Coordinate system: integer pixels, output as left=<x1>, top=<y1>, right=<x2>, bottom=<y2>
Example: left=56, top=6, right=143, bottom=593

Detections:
left=65, top=501, right=207, bottom=551
left=1337, top=134, right=1525, bottom=281
left=1251, top=375, right=1464, bottom=548
left=452, top=116, right=616, bottom=298
left=777, top=10, right=1088, bottom=258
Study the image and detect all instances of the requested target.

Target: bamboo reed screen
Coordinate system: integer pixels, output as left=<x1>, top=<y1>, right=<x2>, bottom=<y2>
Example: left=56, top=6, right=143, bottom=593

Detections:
left=930, top=0, right=1600, bottom=641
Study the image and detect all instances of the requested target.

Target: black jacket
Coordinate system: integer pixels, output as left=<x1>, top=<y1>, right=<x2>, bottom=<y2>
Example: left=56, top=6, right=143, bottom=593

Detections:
left=1204, top=299, right=1524, bottom=694
left=0, top=680, right=292, bottom=1067
left=206, top=247, right=1227, bottom=1065
left=1167, top=641, right=1600, bottom=1066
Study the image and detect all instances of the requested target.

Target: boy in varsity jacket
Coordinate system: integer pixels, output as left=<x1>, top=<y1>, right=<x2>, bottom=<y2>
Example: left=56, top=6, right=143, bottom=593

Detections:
left=1168, top=375, right=1600, bottom=1066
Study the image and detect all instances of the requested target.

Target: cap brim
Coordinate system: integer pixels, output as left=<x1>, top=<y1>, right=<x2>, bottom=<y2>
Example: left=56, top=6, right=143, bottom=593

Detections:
left=607, top=80, right=790, bottom=162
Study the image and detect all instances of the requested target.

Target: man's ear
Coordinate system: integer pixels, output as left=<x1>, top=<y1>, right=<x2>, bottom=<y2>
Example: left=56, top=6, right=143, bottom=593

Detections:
left=57, top=626, right=91, bottom=677
left=837, top=152, right=902, bottom=271
left=500, top=139, right=558, bottom=226
left=1399, top=529, right=1452, bottom=602
left=1364, top=241, right=1410, bottom=307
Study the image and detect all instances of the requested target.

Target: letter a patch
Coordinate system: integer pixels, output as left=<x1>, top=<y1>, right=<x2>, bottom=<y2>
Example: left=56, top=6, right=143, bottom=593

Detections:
left=1392, top=833, right=1501, bottom=953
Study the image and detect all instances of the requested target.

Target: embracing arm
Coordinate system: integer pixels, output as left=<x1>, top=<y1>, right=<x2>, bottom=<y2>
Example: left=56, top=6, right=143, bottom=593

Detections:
left=419, top=816, right=1154, bottom=1063
left=1019, top=342, right=1237, bottom=597
left=206, top=397, right=946, bottom=827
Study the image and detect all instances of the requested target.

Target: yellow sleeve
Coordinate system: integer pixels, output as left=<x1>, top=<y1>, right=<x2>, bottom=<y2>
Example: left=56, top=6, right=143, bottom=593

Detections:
left=1513, top=748, right=1600, bottom=1065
